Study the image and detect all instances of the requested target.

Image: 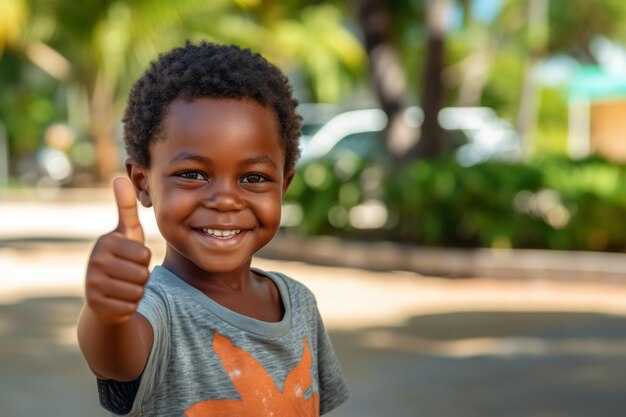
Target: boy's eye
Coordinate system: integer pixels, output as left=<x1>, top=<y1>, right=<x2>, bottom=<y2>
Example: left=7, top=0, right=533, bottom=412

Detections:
left=177, top=171, right=207, bottom=181
left=241, top=173, right=269, bottom=184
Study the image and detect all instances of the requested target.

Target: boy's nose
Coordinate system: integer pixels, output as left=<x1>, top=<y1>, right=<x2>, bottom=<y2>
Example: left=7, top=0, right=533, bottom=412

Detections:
left=203, top=180, right=245, bottom=212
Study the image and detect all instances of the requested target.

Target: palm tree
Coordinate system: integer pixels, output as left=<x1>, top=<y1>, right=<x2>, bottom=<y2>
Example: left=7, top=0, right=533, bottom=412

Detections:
left=355, top=0, right=451, bottom=162
left=3, top=0, right=365, bottom=183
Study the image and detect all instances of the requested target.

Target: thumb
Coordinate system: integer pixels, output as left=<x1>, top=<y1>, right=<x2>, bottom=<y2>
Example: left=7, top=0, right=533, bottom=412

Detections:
left=113, top=177, right=144, bottom=243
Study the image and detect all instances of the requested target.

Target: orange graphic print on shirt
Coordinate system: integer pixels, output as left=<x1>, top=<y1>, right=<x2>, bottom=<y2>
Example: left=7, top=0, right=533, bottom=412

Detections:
left=184, top=331, right=320, bottom=417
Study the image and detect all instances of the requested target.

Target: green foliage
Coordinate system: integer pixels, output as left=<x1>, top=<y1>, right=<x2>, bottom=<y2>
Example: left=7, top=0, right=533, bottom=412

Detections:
left=548, top=0, right=626, bottom=59
left=0, top=0, right=367, bottom=180
left=531, top=87, right=569, bottom=155
left=0, top=51, right=66, bottom=156
left=481, top=48, right=526, bottom=118
left=384, top=157, right=547, bottom=248
left=285, top=155, right=626, bottom=252
left=285, top=156, right=373, bottom=235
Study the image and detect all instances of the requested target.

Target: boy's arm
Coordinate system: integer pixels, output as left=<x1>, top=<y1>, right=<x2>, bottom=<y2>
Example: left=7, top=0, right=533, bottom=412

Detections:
left=77, top=177, right=153, bottom=382
left=77, top=307, right=153, bottom=381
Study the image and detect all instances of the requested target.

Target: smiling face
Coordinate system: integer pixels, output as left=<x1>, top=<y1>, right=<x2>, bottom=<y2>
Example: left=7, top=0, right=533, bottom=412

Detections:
left=129, top=98, right=293, bottom=283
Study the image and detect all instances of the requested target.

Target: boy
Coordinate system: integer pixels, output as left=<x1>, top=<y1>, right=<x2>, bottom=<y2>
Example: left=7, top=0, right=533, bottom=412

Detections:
left=77, top=42, right=349, bottom=416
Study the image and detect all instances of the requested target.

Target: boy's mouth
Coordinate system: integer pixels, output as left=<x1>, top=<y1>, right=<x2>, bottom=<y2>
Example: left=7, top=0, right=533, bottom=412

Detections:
left=201, top=228, right=242, bottom=239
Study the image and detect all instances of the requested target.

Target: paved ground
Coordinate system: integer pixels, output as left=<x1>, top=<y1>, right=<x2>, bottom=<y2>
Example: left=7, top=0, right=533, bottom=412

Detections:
left=3, top=189, right=626, bottom=416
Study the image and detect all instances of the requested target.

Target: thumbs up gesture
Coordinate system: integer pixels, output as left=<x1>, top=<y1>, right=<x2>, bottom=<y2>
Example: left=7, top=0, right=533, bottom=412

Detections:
left=85, top=177, right=152, bottom=324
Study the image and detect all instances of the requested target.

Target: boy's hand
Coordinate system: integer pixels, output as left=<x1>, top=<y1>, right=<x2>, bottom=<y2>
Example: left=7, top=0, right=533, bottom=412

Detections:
left=85, top=177, right=151, bottom=324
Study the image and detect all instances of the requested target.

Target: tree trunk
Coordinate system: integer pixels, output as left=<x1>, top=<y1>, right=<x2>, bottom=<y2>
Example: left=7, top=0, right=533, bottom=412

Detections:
left=516, top=0, right=549, bottom=159
left=90, top=73, right=121, bottom=184
left=411, top=0, right=450, bottom=159
left=355, top=0, right=416, bottom=160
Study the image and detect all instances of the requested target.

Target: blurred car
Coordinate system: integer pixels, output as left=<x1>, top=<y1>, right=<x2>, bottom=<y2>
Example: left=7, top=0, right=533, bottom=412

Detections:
left=297, top=103, right=340, bottom=144
left=438, top=107, right=521, bottom=166
left=298, top=106, right=521, bottom=166
left=299, top=108, right=390, bottom=163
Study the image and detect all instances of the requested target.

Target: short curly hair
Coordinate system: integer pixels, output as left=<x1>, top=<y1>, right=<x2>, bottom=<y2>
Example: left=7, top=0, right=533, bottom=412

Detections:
left=123, top=41, right=302, bottom=172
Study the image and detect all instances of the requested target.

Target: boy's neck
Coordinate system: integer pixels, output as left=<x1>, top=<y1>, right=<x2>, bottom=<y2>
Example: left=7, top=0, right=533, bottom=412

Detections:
left=161, top=247, right=284, bottom=323
left=161, top=247, right=255, bottom=293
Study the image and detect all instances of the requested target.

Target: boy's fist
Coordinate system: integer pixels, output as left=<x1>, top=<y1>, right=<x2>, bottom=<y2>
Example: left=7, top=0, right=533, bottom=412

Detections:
left=85, top=177, right=151, bottom=324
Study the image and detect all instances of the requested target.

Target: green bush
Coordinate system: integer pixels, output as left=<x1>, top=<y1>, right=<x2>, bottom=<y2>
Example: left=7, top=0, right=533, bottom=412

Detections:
left=284, top=155, right=626, bottom=252
left=385, top=157, right=547, bottom=248
left=285, top=155, right=373, bottom=235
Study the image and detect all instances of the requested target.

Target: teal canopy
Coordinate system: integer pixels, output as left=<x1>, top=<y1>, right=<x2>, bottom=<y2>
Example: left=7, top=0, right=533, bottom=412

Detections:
left=569, top=66, right=626, bottom=102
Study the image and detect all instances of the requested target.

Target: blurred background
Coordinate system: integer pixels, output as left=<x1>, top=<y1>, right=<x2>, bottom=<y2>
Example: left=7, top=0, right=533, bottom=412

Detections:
left=3, top=0, right=626, bottom=416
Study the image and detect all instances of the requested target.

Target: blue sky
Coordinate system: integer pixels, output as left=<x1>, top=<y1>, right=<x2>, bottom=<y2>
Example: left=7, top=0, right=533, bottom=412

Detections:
left=472, top=0, right=502, bottom=23
left=448, top=0, right=502, bottom=30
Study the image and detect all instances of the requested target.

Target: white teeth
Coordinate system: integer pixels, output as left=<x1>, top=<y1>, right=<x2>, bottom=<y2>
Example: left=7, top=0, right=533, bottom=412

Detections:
left=202, top=228, right=241, bottom=238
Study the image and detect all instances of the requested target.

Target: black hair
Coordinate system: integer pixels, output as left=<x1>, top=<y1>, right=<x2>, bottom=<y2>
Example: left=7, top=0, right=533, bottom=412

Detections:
left=122, top=41, right=302, bottom=172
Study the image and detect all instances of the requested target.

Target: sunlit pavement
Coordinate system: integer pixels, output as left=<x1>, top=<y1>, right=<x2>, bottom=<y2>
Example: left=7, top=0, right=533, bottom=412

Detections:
left=3, top=192, right=626, bottom=416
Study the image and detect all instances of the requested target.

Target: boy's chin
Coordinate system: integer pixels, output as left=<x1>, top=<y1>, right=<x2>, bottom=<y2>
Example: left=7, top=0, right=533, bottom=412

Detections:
left=188, top=253, right=258, bottom=275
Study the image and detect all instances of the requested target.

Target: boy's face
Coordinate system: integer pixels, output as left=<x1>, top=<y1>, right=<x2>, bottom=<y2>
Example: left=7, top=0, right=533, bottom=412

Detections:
left=131, top=98, right=293, bottom=279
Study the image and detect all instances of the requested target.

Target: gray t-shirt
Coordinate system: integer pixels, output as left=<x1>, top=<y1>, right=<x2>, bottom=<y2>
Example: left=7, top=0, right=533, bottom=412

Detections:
left=98, top=265, right=349, bottom=416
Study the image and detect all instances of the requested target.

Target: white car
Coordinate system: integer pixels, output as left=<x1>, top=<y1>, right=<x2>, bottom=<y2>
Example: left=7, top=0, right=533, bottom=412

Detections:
left=298, top=106, right=521, bottom=166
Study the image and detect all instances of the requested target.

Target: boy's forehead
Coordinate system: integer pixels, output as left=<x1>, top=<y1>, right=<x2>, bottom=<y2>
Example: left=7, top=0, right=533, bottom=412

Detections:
left=165, top=97, right=279, bottom=131
left=154, top=97, right=286, bottom=163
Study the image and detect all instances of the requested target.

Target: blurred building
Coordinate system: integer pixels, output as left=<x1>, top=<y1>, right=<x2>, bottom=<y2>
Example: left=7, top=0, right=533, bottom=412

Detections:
left=568, top=66, right=626, bottom=161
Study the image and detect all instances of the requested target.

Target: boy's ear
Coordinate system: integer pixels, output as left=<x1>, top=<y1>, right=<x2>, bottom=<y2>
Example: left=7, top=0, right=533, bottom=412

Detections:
left=125, top=159, right=153, bottom=208
left=282, top=169, right=296, bottom=198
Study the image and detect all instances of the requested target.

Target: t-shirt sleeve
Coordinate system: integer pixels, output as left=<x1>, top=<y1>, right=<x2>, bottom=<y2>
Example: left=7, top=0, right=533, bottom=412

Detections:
left=97, top=280, right=171, bottom=416
left=314, top=303, right=350, bottom=415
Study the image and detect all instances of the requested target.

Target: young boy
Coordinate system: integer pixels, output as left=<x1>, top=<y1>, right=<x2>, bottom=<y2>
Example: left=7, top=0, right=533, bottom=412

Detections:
left=77, top=42, right=349, bottom=416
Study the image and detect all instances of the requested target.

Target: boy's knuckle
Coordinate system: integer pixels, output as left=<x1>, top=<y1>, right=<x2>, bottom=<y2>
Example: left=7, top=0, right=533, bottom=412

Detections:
left=128, top=285, right=143, bottom=301
left=85, top=287, right=96, bottom=302
left=95, top=233, right=114, bottom=248
left=86, top=274, right=102, bottom=291
left=135, top=286, right=146, bottom=301
left=86, top=292, right=104, bottom=310
left=89, top=252, right=109, bottom=270
left=139, top=267, right=150, bottom=282
left=130, top=243, right=150, bottom=263
left=124, top=302, right=138, bottom=316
